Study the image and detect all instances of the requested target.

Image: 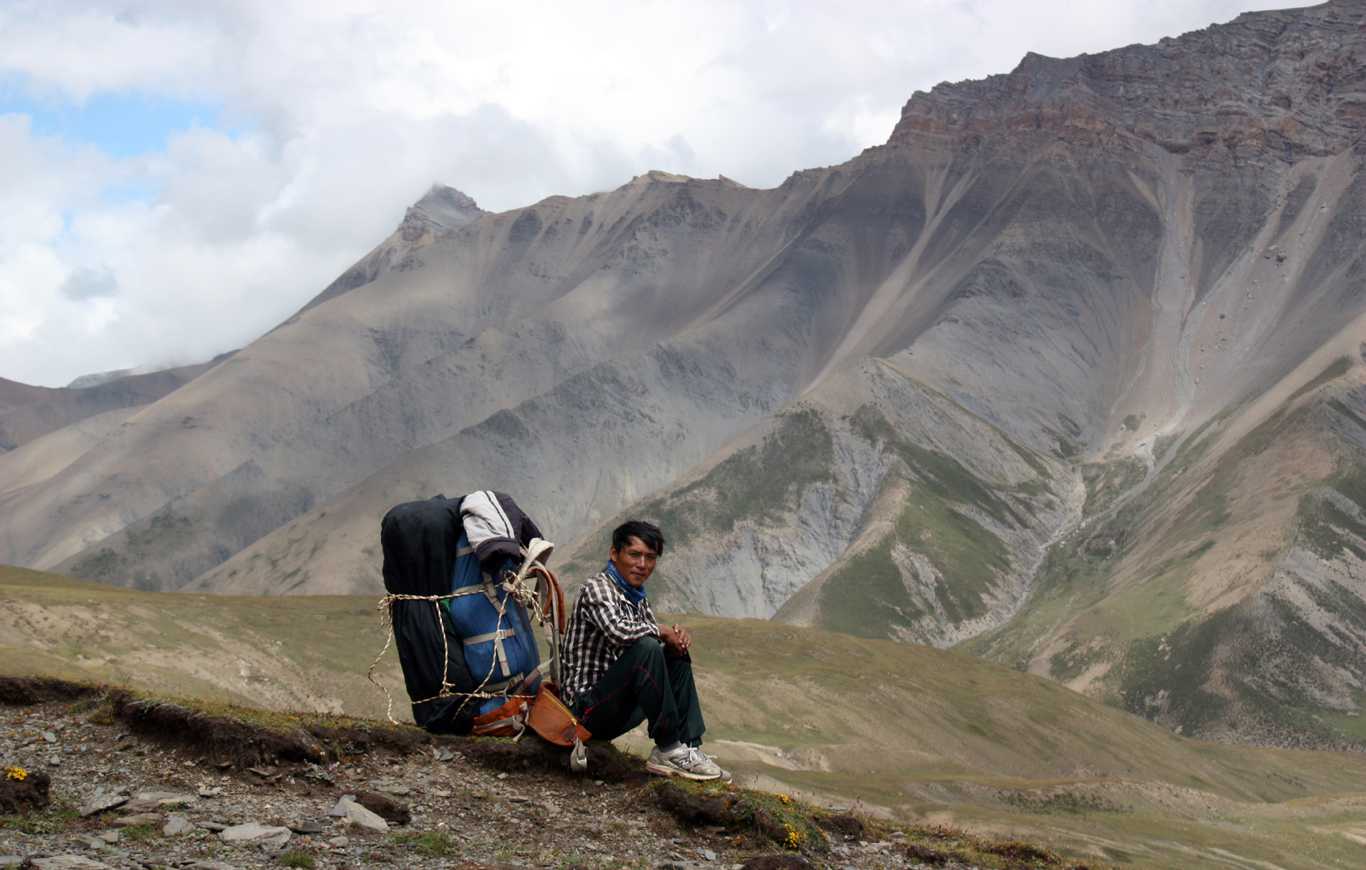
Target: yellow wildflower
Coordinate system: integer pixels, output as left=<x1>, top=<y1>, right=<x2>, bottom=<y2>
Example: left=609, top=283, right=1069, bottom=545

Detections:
left=777, top=793, right=792, bottom=805
left=783, top=823, right=804, bottom=850
left=4, top=766, right=27, bottom=782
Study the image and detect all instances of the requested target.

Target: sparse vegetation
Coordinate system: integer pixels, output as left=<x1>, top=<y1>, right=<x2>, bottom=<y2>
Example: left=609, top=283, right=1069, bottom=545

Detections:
left=816, top=480, right=1014, bottom=639
left=1080, top=457, right=1147, bottom=519
left=1296, top=465, right=1366, bottom=560
left=889, top=822, right=1080, bottom=868
left=1048, top=641, right=1110, bottom=683
left=651, top=778, right=827, bottom=853
left=0, top=804, right=78, bottom=835
left=121, top=822, right=159, bottom=842
left=1000, top=789, right=1127, bottom=815
left=392, top=830, right=458, bottom=858
left=0, top=563, right=407, bottom=719
left=1117, top=607, right=1233, bottom=736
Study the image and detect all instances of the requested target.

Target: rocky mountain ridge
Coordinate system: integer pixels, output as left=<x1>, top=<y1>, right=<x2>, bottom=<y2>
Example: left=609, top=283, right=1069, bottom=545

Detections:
left=891, top=0, right=1366, bottom=161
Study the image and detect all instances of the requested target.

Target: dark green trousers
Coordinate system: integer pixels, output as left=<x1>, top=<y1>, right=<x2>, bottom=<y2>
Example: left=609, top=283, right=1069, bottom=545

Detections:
left=572, top=636, right=706, bottom=748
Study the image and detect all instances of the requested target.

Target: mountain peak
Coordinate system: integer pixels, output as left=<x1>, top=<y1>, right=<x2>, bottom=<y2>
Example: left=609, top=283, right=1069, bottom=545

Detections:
left=406, top=184, right=485, bottom=231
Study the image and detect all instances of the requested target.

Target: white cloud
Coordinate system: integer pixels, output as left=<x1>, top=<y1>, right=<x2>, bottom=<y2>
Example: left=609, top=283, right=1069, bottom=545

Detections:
left=0, top=2, right=223, bottom=103
left=0, top=0, right=1316, bottom=385
left=59, top=266, right=118, bottom=300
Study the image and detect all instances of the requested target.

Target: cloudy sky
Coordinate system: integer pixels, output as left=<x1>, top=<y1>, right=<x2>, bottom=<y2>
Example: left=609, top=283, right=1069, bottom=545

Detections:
left=0, top=0, right=1312, bottom=386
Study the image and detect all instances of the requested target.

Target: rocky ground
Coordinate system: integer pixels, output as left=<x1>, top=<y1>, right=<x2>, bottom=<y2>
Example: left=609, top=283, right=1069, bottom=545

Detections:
left=0, top=679, right=1081, bottom=870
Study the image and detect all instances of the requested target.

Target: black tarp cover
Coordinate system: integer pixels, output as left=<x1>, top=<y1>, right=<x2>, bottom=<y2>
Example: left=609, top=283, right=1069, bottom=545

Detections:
left=380, top=495, right=476, bottom=733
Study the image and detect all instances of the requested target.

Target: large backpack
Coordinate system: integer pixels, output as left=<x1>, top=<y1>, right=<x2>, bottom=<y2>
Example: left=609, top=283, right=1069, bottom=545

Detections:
left=379, top=491, right=546, bottom=734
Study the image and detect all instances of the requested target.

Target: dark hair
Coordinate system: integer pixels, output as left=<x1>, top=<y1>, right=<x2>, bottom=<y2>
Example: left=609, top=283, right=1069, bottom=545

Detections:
left=611, top=520, right=665, bottom=556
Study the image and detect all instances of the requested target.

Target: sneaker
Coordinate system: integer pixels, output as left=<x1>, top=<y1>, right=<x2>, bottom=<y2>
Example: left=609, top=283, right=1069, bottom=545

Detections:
left=695, top=748, right=733, bottom=782
left=646, top=745, right=723, bottom=781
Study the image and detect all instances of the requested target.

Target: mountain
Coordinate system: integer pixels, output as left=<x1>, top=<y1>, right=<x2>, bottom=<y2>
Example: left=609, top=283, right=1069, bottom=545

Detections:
left=0, top=354, right=230, bottom=455
left=6, top=1, right=1366, bottom=750
left=68, top=366, right=160, bottom=389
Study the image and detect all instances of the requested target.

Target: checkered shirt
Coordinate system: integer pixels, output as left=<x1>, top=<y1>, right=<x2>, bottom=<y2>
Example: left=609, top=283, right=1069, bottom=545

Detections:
left=561, top=570, right=660, bottom=705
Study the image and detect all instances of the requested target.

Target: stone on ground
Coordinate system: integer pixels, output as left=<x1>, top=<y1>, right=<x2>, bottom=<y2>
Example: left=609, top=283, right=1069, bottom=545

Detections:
left=78, top=787, right=128, bottom=817
left=30, top=856, right=116, bottom=870
left=218, top=821, right=292, bottom=849
left=163, top=812, right=195, bottom=835
left=329, top=794, right=389, bottom=832
left=352, top=788, right=411, bottom=824
left=125, top=790, right=195, bottom=811
left=113, top=812, right=162, bottom=826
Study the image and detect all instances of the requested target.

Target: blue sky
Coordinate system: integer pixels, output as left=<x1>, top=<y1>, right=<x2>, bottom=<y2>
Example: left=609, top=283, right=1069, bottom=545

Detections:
left=4, top=86, right=222, bottom=157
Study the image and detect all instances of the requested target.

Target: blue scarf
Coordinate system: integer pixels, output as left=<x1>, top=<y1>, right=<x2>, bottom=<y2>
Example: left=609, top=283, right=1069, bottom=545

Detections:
left=605, top=561, right=647, bottom=607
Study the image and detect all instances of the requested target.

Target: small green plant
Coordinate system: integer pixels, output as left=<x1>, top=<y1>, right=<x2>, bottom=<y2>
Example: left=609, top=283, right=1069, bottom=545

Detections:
left=277, top=850, right=316, bottom=868
left=121, top=823, right=159, bottom=842
left=392, top=830, right=457, bottom=858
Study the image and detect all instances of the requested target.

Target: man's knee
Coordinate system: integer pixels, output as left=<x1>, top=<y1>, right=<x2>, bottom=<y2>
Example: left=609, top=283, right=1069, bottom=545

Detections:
left=627, top=636, right=665, bottom=658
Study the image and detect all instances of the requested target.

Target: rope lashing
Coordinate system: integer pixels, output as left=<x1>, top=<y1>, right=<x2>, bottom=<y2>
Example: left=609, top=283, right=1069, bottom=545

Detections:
left=367, top=544, right=565, bottom=727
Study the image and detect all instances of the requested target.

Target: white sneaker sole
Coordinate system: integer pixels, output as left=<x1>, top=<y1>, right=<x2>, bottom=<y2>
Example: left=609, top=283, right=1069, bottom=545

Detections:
left=645, top=759, right=723, bottom=781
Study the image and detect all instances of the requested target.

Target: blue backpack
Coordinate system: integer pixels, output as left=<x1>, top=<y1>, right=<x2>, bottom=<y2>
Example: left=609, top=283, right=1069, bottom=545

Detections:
left=446, top=529, right=542, bottom=719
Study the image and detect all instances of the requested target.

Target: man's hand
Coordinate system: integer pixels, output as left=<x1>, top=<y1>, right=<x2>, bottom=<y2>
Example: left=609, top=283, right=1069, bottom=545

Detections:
left=658, top=623, right=692, bottom=655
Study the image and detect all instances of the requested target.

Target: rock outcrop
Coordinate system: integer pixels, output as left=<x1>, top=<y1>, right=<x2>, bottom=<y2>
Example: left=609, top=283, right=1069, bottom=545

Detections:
left=891, top=1, right=1366, bottom=162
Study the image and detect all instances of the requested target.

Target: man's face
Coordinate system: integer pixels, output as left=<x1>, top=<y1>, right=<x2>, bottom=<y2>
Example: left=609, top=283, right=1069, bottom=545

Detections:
left=609, top=536, right=658, bottom=588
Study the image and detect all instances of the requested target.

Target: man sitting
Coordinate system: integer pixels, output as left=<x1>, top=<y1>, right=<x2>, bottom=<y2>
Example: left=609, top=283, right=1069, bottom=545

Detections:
left=561, top=520, right=726, bottom=781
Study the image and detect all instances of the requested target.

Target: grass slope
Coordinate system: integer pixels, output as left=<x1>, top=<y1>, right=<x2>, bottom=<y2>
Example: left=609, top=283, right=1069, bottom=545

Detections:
left=7, top=565, right=1366, bottom=866
left=0, top=564, right=407, bottom=717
